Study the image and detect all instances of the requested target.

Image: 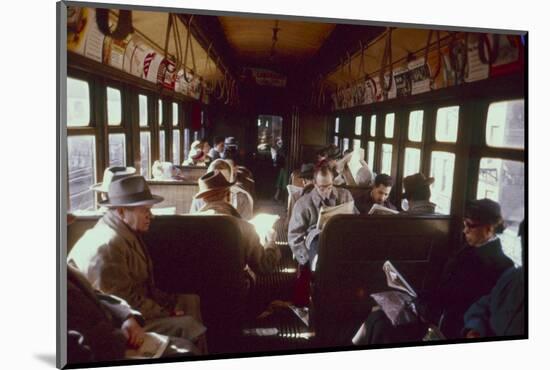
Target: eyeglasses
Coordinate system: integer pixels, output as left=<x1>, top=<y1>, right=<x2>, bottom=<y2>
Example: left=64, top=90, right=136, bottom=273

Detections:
left=463, top=220, right=484, bottom=229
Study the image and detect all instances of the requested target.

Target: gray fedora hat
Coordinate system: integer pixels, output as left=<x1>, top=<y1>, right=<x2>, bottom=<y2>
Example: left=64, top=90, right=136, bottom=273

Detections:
left=194, top=170, right=236, bottom=199
left=91, top=166, right=136, bottom=193
left=98, top=175, right=164, bottom=207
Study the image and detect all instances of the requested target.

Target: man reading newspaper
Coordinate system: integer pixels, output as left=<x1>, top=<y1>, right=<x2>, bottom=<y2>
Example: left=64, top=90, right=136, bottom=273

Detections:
left=288, top=165, right=357, bottom=270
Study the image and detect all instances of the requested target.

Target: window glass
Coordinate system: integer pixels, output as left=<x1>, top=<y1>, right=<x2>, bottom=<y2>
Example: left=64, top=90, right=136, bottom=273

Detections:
left=159, top=130, right=166, bottom=162
left=158, top=99, right=163, bottom=125
left=384, top=113, right=395, bottom=138
left=108, top=133, right=126, bottom=167
left=173, top=102, right=179, bottom=126
left=403, top=148, right=421, bottom=178
left=435, top=106, right=459, bottom=142
left=486, top=100, right=524, bottom=149
left=107, top=87, right=122, bottom=126
left=193, top=131, right=199, bottom=141
left=67, top=78, right=90, bottom=127
left=430, top=151, right=456, bottom=214
left=353, top=139, right=362, bottom=150
left=355, top=116, right=363, bottom=135
left=367, top=141, right=375, bottom=170
left=183, top=129, right=190, bottom=161
left=335, top=117, right=340, bottom=133
left=381, top=144, right=393, bottom=175
left=477, top=158, right=524, bottom=265
left=140, top=132, right=151, bottom=178
left=139, top=94, right=148, bottom=127
left=370, top=115, right=377, bottom=137
left=408, top=110, right=423, bottom=142
left=68, top=135, right=96, bottom=211
left=333, top=136, right=339, bottom=146
left=342, top=138, right=350, bottom=152
left=174, top=129, right=181, bottom=164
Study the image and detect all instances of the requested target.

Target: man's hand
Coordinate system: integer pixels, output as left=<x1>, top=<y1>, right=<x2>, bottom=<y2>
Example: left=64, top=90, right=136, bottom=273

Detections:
left=121, top=316, right=145, bottom=348
left=465, top=329, right=481, bottom=339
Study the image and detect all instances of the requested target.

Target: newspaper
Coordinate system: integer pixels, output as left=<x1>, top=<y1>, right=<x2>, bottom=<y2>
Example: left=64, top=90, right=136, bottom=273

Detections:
left=316, top=200, right=355, bottom=229
left=125, top=332, right=169, bottom=359
left=367, top=204, right=399, bottom=215
left=369, top=261, right=418, bottom=327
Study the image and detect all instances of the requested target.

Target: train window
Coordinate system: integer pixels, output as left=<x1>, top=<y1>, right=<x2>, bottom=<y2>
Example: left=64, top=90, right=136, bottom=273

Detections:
left=139, top=94, right=148, bottom=127
left=173, top=102, right=179, bottom=126
left=367, top=141, right=375, bottom=169
left=333, top=136, right=339, bottom=146
left=381, top=144, right=393, bottom=175
left=106, top=87, right=122, bottom=126
left=335, top=117, right=340, bottom=133
left=67, top=135, right=96, bottom=212
left=370, top=115, right=377, bottom=137
left=67, top=78, right=90, bottom=127
left=108, top=133, right=126, bottom=167
left=384, top=113, right=395, bottom=138
left=158, top=99, right=163, bottom=125
left=355, top=116, right=362, bottom=135
left=183, top=129, right=190, bottom=161
left=408, top=110, right=423, bottom=142
left=194, top=131, right=199, bottom=141
left=477, top=158, right=524, bottom=265
left=159, top=130, right=166, bottom=162
left=435, top=106, right=459, bottom=142
left=353, top=139, right=362, bottom=150
left=430, top=151, right=456, bottom=214
left=140, top=132, right=151, bottom=178
left=173, top=129, right=181, bottom=164
left=404, top=147, right=421, bottom=177
left=486, top=100, right=524, bottom=149
left=342, top=138, right=350, bottom=152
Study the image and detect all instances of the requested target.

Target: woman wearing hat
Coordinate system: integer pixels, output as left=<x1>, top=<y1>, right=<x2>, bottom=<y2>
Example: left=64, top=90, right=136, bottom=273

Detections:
left=183, top=140, right=208, bottom=167
left=68, top=176, right=207, bottom=351
left=191, top=170, right=281, bottom=277
left=353, top=198, right=514, bottom=344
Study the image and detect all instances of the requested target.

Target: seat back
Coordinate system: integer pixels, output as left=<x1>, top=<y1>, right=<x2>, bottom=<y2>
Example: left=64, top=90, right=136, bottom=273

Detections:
left=312, top=214, right=453, bottom=345
left=179, top=166, right=207, bottom=181
left=147, top=180, right=199, bottom=214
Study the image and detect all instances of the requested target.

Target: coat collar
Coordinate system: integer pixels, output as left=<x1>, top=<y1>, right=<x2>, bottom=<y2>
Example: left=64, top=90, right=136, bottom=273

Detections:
left=102, top=210, right=150, bottom=263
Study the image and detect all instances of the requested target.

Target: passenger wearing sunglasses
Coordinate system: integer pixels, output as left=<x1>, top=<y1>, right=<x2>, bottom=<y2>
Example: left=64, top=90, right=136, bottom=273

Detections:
left=353, top=198, right=514, bottom=344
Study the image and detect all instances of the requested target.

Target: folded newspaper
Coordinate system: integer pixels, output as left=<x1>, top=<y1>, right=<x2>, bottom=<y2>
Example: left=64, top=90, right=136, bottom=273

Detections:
left=368, top=203, right=399, bottom=215
left=370, top=261, right=418, bottom=327
left=125, top=332, right=169, bottom=359
left=316, top=200, right=355, bottom=229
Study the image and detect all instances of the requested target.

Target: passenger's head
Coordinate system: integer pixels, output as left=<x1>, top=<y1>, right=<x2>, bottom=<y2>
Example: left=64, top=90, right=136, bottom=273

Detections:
left=213, top=136, right=225, bottom=152
left=100, top=176, right=163, bottom=233
left=325, top=145, right=342, bottom=169
left=314, top=165, right=334, bottom=199
left=200, top=139, right=211, bottom=154
left=463, top=198, right=505, bottom=247
left=188, top=140, right=206, bottom=163
left=276, top=137, right=283, bottom=148
left=371, top=174, right=393, bottom=204
left=208, top=159, right=233, bottom=183
left=195, top=170, right=235, bottom=204
left=299, top=163, right=315, bottom=187
left=402, top=173, right=434, bottom=202
left=316, top=148, right=328, bottom=162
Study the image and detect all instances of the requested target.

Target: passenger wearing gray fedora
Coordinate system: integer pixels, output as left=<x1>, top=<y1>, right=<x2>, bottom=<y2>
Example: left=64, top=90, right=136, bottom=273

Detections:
left=68, top=176, right=207, bottom=351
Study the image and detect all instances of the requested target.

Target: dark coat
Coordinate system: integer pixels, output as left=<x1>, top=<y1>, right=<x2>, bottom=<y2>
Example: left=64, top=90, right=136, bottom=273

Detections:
left=422, top=238, right=514, bottom=338
left=67, top=265, right=143, bottom=363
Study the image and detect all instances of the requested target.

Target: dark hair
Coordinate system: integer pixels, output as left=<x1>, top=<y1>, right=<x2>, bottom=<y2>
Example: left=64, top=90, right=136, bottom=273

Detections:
left=464, top=199, right=505, bottom=234
left=222, top=146, right=239, bottom=163
left=408, top=185, right=431, bottom=201
left=374, top=174, right=393, bottom=188
left=213, top=136, right=225, bottom=145
left=314, top=165, right=334, bottom=180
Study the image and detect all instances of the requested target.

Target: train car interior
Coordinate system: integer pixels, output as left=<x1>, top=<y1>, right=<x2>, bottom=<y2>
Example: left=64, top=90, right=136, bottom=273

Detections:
left=61, top=3, right=526, bottom=366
